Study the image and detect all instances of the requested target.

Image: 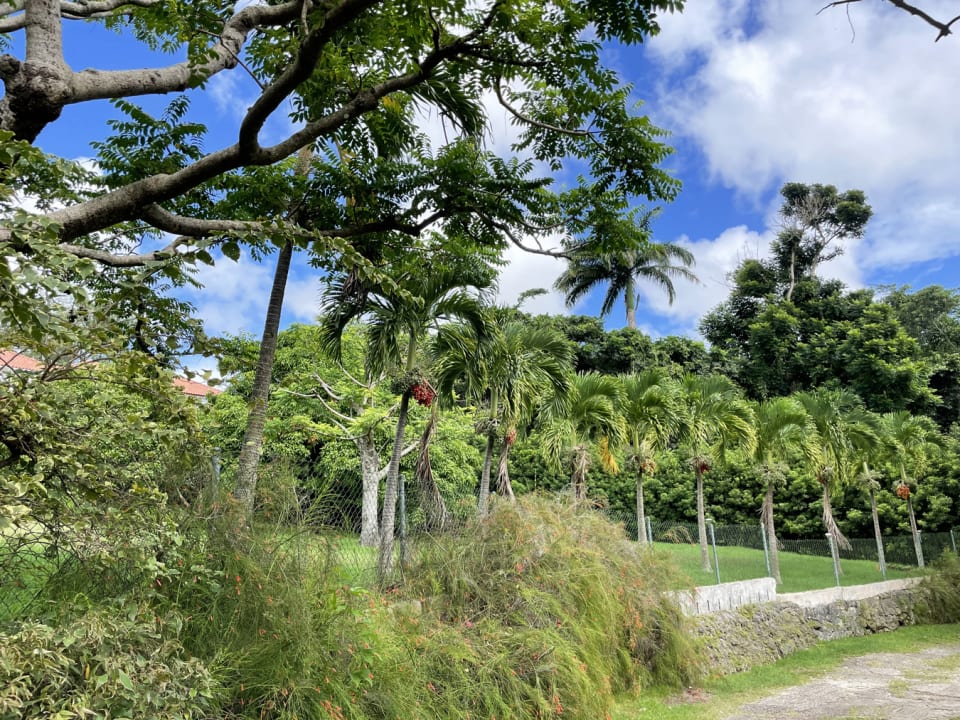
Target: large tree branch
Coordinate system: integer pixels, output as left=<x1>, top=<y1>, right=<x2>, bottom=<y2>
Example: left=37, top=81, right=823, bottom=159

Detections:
left=0, top=0, right=160, bottom=30
left=820, top=0, right=960, bottom=41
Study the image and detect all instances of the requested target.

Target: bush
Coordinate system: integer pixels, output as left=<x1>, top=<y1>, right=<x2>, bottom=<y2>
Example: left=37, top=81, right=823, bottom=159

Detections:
left=0, top=604, right=218, bottom=719
left=918, top=551, right=960, bottom=624
left=392, top=495, right=702, bottom=719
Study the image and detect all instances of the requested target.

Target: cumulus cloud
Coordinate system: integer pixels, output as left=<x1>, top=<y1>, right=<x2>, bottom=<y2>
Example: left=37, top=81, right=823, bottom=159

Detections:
left=626, top=0, right=960, bottom=336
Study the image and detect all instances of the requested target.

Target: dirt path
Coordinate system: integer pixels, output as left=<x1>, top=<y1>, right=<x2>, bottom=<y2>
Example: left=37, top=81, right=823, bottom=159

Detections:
left=723, top=644, right=960, bottom=720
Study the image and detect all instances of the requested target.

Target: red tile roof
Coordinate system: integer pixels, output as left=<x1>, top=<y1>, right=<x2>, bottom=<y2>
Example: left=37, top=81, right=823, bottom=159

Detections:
left=2, top=349, right=222, bottom=397
left=0, top=349, right=43, bottom=372
left=172, top=377, right=223, bottom=397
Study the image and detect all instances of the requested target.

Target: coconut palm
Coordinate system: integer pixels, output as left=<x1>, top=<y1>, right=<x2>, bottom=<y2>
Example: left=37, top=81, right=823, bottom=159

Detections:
left=617, top=369, right=683, bottom=543
left=320, top=260, right=493, bottom=582
left=541, top=372, right=626, bottom=500
left=750, top=396, right=817, bottom=584
left=879, top=411, right=941, bottom=568
left=678, top=374, right=756, bottom=572
left=433, top=316, right=573, bottom=515
left=795, top=388, right=875, bottom=553
left=554, top=211, right=697, bottom=330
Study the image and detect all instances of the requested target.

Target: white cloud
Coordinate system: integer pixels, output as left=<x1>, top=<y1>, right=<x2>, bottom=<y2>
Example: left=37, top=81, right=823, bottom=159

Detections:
left=495, top=242, right=572, bottom=316
left=646, top=0, right=960, bottom=286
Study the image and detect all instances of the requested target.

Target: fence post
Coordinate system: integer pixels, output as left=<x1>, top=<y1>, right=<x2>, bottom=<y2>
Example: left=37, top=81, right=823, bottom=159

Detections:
left=760, top=520, right=771, bottom=578
left=951, top=528, right=957, bottom=555
left=707, top=518, right=721, bottom=585
left=826, top=533, right=841, bottom=590
left=645, top=516, right=653, bottom=544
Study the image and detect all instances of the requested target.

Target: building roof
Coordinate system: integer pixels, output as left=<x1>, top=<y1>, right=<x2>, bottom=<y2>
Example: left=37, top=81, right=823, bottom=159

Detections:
left=0, top=349, right=44, bottom=372
left=2, top=349, right=222, bottom=397
left=172, top=376, right=223, bottom=397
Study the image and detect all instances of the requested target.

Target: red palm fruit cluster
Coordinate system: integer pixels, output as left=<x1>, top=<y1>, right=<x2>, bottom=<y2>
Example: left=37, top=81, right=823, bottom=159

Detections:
left=895, top=483, right=911, bottom=500
left=411, top=382, right=435, bottom=407
left=505, top=428, right=517, bottom=446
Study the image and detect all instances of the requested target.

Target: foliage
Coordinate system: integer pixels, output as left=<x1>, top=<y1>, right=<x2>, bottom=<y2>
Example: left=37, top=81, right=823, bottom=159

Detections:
left=917, top=551, right=960, bottom=624
left=0, top=605, right=219, bottom=719
left=403, top=495, right=702, bottom=719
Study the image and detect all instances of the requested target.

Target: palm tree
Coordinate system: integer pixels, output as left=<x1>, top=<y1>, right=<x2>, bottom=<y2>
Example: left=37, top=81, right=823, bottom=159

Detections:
left=554, top=211, right=696, bottom=329
left=879, top=411, right=941, bottom=568
left=617, top=369, right=683, bottom=543
left=678, top=374, right=755, bottom=572
left=541, top=373, right=626, bottom=500
left=320, top=260, right=493, bottom=582
left=796, top=388, right=875, bottom=553
left=749, top=397, right=816, bottom=584
left=432, top=316, right=572, bottom=516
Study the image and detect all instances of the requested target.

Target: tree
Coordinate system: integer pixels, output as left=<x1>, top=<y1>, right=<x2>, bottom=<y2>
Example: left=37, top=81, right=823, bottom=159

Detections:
left=796, top=388, right=875, bottom=552
left=821, top=0, right=960, bottom=42
left=677, top=374, right=755, bottom=571
left=542, top=373, right=626, bottom=501
left=749, top=397, right=816, bottom=584
left=772, top=183, right=871, bottom=303
left=879, top=411, right=941, bottom=567
left=320, top=252, right=493, bottom=581
left=554, top=209, right=696, bottom=329
left=618, top=369, right=683, bottom=543
left=432, top=315, right=572, bottom=516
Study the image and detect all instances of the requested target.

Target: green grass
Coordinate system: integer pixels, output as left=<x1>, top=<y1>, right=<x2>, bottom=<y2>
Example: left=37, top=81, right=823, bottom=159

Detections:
left=654, top=542, right=923, bottom=594
left=611, top=623, right=960, bottom=720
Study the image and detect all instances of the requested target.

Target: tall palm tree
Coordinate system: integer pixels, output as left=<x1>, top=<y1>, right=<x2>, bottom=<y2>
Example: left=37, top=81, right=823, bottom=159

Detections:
left=678, top=374, right=756, bottom=572
left=879, top=411, right=941, bottom=568
left=796, top=388, right=875, bottom=553
left=617, top=369, right=683, bottom=543
left=432, top=317, right=572, bottom=516
left=554, top=212, right=697, bottom=329
left=320, top=260, right=493, bottom=582
left=750, top=396, right=816, bottom=583
left=541, top=373, right=626, bottom=500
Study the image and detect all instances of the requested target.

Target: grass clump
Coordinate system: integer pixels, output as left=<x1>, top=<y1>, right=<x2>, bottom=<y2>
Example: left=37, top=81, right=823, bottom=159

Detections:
left=394, top=495, right=702, bottom=719
left=917, top=551, right=960, bottom=624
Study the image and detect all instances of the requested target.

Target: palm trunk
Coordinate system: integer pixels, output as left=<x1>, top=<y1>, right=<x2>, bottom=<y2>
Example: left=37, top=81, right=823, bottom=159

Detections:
left=478, top=432, right=495, bottom=516
left=869, top=486, right=886, bottom=575
left=572, top=447, right=589, bottom=500
left=357, top=431, right=381, bottom=547
left=624, top=277, right=637, bottom=330
left=415, top=400, right=452, bottom=531
left=636, top=468, right=646, bottom=544
left=762, top=477, right=781, bottom=583
left=822, top=480, right=852, bottom=553
left=696, top=466, right=711, bottom=572
left=907, top=495, right=924, bottom=568
left=234, top=240, right=293, bottom=521
left=494, top=439, right=515, bottom=501
left=377, top=390, right=411, bottom=583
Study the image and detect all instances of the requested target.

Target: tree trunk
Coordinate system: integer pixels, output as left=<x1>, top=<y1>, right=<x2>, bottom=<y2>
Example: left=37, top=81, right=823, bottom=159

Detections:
left=356, top=431, right=381, bottom=547
left=478, top=432, right=495, bottom=516
left=233, top=240, right=293, bottom=520
left=415, top=400, right=452, bottom=531
left=870, top=487, right=887, bottom=575
left=821, top=480, right=852, bottom=552
left=378, top=391, right=411, bottom=584
left=762, top=478, right=781, bottom=583
left=907, top=495, right=925, bottom=568
left=696, top=467, right=711, bottom=572
left=494, top=439, right=515, bottom=501
left=572, top=448, right=589, bottom=500
left=636, top=468, right=646, bottom=544
left=624, top=277, right=637, bottom=330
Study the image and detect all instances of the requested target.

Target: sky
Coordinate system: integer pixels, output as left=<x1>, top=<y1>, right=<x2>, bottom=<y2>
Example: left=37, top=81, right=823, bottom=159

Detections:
left=24, top=0, right=960, bottom=370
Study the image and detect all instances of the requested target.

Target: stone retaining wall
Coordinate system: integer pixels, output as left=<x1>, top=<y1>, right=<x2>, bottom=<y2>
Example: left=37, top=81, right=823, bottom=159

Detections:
left=692, top=585, right=924, bottom=675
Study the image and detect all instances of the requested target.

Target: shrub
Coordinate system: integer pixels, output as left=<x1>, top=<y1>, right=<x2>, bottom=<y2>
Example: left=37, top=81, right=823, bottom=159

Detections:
left=0, top=604, right=218, bottom=719
left=917, top=551, right=960, bottom=624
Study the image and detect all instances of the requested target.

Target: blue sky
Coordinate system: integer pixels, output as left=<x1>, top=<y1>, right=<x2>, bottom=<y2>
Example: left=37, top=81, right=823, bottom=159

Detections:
left=25, top=1, right=960, bottom=370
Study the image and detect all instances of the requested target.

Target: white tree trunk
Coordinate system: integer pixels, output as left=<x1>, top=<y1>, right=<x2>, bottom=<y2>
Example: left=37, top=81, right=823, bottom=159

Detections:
left=357, top=432, right=381, bottom=547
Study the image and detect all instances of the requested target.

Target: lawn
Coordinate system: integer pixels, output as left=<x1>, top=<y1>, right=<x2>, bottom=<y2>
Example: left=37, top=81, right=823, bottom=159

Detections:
left=654, top=541, right=923, bottom=594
